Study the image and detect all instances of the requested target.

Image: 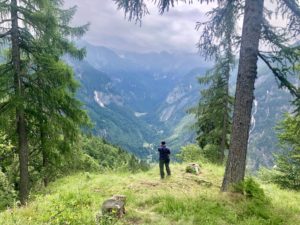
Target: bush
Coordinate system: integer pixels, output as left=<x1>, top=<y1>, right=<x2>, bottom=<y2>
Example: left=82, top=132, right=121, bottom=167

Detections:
left=0, top=170, right=16, bottom=210
left=232, top=178, right=284, bottom=223
left=176, top=144, right=204, bottom=162
left=76, top=153, right=101, bottom=172
left=257, top=167, right=279, bottom=184
left=202, top=144, right=221, bottom=163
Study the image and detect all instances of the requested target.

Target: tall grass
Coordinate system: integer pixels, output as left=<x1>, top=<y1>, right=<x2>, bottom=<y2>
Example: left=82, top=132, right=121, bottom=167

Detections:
left=0, top=164, right=300, bottom=225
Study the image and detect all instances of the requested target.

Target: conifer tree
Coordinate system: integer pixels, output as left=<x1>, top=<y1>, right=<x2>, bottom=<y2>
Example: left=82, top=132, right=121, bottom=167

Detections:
left=0, top=0, right=88, bottom=203
left=189, top=1, right=237, bottom=163
left=274, top=113, right=300, bottom=189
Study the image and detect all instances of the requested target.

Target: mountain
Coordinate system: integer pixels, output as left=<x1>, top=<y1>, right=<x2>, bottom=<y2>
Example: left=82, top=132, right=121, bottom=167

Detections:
left=247, top=65, right=295, bottom=170
left=69, top=42, right=294, bottom=169
left=67, top=42, right=211, bottom=159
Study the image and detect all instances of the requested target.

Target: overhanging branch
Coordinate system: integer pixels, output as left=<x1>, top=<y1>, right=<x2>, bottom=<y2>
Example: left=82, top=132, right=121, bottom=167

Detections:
left=258, top=52, right=299, bottom=98
left=0, top=29, right=11, bottom=38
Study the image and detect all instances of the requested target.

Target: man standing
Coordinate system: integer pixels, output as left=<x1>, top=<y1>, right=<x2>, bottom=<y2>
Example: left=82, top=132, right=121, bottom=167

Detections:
left=158, top=141, right=171, bottom=179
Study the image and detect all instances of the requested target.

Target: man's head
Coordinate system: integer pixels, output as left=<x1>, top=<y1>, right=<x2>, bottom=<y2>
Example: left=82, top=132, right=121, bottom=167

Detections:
left=161, top=141, right=166, bottom=146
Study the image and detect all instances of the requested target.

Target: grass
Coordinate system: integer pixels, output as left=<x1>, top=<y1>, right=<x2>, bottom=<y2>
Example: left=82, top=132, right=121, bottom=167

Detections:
left=1, top=163, right=300, bottom=225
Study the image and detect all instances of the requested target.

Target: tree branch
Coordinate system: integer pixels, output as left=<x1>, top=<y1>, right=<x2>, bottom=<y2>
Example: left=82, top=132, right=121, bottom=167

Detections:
left=258, top=52, right=299, bottom=98
left=0, top=19, right=12, bottom=25
left=0, top=29, right=11, bottom=38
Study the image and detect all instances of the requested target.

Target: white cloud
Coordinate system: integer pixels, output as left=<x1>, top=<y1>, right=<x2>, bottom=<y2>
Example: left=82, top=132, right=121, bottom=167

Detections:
left=63, top=0, right=294, bottom=53
left=64, top=0, right=215, bottom=52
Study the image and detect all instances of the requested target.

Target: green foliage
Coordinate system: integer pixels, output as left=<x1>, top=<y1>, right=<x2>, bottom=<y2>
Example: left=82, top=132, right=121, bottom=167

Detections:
left=257, top=167, right=279, bottom=184
left=80, top=135, right=150, bottom=173
left=188, top=1, right=237, bottom=164
left=189, top=57, right=233, bottom=164
left=235, top=178, right=268, bottom=201
left=232, top=178, right=279, bottom=222
left=0, top=170, right=16, bottom=210
left=273, top=113, right=300, bottom=190
left=202, top=144, right=221, bottom=163
left=176, top=144, right=204, bottom=162
left=97, top=214, right=118, bottom=225
left=0, top=131, right=18, bottom=208
left=0, top=0, right=90, bottom=203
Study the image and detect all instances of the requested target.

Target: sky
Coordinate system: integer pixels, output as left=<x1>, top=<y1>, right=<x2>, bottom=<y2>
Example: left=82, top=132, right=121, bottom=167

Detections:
left=64, top=0, right=216, bottom=53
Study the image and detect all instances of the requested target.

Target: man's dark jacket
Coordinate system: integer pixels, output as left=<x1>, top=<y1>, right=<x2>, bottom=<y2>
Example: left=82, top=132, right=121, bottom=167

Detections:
left=158, top=146, right=171, bottom=160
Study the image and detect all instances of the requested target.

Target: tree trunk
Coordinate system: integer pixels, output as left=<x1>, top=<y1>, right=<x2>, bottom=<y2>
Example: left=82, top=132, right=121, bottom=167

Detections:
left=221, top=0, right=264, bottom=191
left=219, top=30, right=232, bottom=164
left=41, top=126, right=49, bottom=187
left=11, top=0, right=30, bottom=204
left=219, top=82, right=228, bottom=164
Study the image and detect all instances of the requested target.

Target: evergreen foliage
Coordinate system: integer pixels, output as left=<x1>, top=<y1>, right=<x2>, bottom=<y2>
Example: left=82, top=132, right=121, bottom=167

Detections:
left=189, top=0, right=237, bottom=164
left=80, top=135, right=150, bottom=173
left=0, top=132, right=16, bottom=210
left=0, top=170, right=16, bottom=210
left=0, top=0, right=89, bottom=203
left=189, top=59, right=234, bottom=163
left=274, top=113, right=300, bottom=189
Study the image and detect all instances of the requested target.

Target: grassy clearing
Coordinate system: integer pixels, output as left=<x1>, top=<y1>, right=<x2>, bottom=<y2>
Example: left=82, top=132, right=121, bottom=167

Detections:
left=0, top=163, right=300, bottom=225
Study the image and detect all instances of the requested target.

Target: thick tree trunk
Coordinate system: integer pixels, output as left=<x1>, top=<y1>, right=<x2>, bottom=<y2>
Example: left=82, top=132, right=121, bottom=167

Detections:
left=11, top=0, right=30, bottom=204
left=221, top=0, right=264, bottom=191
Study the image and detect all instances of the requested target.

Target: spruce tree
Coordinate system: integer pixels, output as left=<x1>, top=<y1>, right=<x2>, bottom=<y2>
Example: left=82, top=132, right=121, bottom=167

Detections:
left=0, top=0, right=88, bottom=203
left=189, top=1, right=237, bottom=163
left=274, top=113, right=300, bottom=189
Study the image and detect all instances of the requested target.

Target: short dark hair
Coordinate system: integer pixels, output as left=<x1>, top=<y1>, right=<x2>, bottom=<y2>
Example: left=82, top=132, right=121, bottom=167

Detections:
left=161, top=141, right=166, bottom=145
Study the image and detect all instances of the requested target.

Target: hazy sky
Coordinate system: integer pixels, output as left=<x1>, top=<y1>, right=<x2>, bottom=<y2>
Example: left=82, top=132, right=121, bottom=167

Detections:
left=64, top=0, right=216, bottom=53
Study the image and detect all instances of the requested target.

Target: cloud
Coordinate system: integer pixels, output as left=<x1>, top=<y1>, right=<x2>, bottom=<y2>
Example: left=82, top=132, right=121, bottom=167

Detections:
left=64, top=0, right=215, bottom=53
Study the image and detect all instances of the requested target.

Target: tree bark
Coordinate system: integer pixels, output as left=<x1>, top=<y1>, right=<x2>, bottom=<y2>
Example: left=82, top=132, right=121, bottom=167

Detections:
left=11, top=0, right=30, bottom=204
left=221, top=0, right=264, bottom=191
left=219, top=79, right=229, bottom=164
left=219, top=29, right=233, bottom=164
left=41, top=124, right=49, bottom=187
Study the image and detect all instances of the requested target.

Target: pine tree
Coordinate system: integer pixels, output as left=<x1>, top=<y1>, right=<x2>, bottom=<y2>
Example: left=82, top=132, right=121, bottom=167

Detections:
left=190, top=59, right=234, bottom=163
left=189, top=1, right=237, bottom=164
left=0, top=0, right=88, bottom=203
left=274, top=113, right=300, bottom=189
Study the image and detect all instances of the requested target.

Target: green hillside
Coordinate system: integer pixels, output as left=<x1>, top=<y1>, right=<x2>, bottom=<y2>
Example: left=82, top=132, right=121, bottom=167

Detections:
left=1, top=163, right=300, bottom=225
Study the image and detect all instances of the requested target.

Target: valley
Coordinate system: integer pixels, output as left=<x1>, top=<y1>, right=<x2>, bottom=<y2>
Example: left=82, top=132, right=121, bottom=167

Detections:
left=71, top=42, right=294, bottom=169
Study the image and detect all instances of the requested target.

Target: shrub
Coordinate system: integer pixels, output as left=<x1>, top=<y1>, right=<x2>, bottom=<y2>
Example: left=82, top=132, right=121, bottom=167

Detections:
left=202, top=144, right=221, bottom=163
left=0, top=170, right=16, bottom=210
left=232, top=178, right=284, bottom=223
left=176, top=144, right=204, bottom=162
left=257, top=167, right=279, bottom=184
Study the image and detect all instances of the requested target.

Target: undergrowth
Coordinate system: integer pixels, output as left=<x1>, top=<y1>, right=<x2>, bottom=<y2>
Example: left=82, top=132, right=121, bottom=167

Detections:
left=0, top=163, right=299, bottom=225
